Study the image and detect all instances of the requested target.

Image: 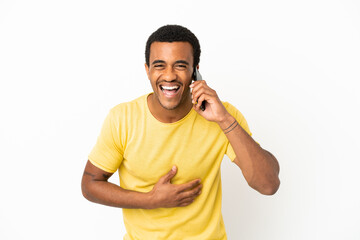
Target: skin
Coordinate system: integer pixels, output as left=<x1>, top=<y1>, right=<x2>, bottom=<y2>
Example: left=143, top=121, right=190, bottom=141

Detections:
left=82, top=162, right=202, bottom=208
left=190, top=80, right=280, bottom=194
left=145, top=41, right=195, bottom=123
left=81, top=41, right=280, bottom=210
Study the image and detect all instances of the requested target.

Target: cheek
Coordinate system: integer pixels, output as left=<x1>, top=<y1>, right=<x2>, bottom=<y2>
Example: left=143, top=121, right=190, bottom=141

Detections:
left=180, top=72, right=192, bottom=83
left=149, top=71, right=161, bottom=81
left=148, top=73, right=157, bottom=84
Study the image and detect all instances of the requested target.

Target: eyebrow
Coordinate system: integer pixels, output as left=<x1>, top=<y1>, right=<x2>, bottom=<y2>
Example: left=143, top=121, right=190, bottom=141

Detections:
left=174, top=60, right=190, bottom=65
left=151, top=60, right=166, bottom=65
left=151, top=60, right=190, bottom=65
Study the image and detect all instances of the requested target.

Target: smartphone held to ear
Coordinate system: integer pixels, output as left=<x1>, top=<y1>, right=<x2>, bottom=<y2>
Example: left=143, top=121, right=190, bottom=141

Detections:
left=192, top=68, right=206, bottom=111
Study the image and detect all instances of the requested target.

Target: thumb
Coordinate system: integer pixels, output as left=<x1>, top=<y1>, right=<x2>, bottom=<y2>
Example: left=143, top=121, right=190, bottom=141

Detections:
left=161, top=165, right=177, bottom=183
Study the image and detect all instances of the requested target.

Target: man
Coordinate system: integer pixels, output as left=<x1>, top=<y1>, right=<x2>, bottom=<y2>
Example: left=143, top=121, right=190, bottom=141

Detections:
left=81, top=25, right=280, bottom=240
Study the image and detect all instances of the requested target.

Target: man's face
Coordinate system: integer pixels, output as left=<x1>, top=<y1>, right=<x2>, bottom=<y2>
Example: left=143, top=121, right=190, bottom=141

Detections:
left=145, top=41, right=194, bottom=111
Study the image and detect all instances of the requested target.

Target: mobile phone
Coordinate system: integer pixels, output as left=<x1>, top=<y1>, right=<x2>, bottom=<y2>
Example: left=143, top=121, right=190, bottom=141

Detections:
left=192, top=68, right=206, bottom=111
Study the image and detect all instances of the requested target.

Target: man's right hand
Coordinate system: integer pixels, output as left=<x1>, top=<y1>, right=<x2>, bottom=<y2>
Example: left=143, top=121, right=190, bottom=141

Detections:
left=148, top=166, right=203, bottom=208
left=82, top=161, right=202, bottom=209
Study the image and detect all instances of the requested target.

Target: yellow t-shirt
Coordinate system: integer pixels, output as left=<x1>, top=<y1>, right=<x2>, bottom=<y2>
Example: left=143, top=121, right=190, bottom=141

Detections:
left=88, top=93, right=252, bottom=240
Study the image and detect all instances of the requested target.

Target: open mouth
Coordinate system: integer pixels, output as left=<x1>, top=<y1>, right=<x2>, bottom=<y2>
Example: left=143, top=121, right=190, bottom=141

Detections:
left=160, top=84, right=180, bottom=97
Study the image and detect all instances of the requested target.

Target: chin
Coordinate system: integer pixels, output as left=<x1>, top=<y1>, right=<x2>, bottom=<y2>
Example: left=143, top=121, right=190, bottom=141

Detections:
left=159, top=99, right=181, bottom=110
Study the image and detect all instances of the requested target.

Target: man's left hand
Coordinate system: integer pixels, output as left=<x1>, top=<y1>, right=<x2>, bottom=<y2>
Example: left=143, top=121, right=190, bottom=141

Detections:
left=190, top=80, right=231, bottom=123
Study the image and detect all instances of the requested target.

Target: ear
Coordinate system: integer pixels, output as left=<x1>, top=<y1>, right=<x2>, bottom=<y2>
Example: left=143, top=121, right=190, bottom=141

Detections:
left=144, top=63, right=150, bottom=79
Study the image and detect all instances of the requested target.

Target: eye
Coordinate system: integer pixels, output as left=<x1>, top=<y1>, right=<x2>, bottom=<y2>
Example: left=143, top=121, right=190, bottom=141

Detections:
left=175, top=64, right=187, bottom=70
left=154, top=64, right=165, bottom=69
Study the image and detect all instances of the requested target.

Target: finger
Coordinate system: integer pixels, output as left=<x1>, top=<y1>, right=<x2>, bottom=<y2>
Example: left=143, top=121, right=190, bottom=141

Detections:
left=192, top=87, right=211, bottom=103
left=196, top=94, right=207, bottom=109
left=191, top=81, right=210, bottom=97
left=190, top=81, right=208, bottom=99
left=191, top=83, right=216, bottom=100
left=178, top=199, right=195, bottom=207
left=193, top=94, right=211, bottom=112
left=178, top=189, right=202, bottom=206
left=178, top=179, right=202, bottom=192
left=178, top=202, right=191, bottom=207
left=190, top=80, right=206, bottom=89
left=179, top=185, right=202, bottom=200
left=160, top=165, right=177, bottom=183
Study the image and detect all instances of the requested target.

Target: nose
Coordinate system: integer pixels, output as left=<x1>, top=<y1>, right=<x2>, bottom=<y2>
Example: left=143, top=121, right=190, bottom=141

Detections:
left=162, top=66, right=176, bottom=81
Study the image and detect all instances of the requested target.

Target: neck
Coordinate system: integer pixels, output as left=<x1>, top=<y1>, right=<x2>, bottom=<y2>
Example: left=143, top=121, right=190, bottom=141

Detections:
left=147, top=93, right=193, bottom=123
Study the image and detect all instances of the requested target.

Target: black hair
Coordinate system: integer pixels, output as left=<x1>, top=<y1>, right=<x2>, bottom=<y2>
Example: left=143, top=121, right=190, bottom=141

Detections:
left=145, top=25, right=201, bottom=68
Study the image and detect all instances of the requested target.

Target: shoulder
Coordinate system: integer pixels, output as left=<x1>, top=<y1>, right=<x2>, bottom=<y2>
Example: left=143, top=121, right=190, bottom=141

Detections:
left=109, top=94, right=148, bottom=117
left=222, top=101, right=237, bottom=112
left=222, top=101, right=245, bottom=121
left=222, top=101, right=252, bottom=136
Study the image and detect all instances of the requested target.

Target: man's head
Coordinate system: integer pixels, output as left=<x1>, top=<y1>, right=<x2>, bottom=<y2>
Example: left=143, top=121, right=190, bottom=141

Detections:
left=145, top=25, right=201, bottom=68
left=144, top=25, right=201, bottom=113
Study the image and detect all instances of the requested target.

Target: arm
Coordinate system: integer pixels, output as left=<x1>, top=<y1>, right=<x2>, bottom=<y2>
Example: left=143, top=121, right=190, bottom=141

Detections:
left=81, top=160, right=202, bottom=209
left=217, top=116, right=280, bottom=195
left=190, top=80, right=280, bottom=195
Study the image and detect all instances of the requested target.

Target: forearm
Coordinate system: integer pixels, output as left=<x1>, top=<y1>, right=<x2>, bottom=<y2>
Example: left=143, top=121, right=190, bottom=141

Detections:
left=81, top=161, right=202, bottom=209
left=82, top=179, right=152, bottom=209
left=190, top=80, right=280, bottom=194
left=218, top=115, right=280, bottom=195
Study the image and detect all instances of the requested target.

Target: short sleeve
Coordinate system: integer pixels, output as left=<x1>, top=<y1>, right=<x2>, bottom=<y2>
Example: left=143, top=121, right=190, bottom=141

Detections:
left=88, top=109, right=123, bottom=173
left=223, top=102, right=254, bottom=161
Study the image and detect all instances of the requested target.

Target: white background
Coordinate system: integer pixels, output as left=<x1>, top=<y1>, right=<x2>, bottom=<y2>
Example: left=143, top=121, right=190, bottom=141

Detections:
left=1, top=0, right=359, bottom=239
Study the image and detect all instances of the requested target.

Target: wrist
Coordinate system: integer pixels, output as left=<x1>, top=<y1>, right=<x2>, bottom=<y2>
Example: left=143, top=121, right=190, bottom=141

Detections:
left=145, top=189, right=158, bottom=209
left=217, top=114, right=236, bottom=130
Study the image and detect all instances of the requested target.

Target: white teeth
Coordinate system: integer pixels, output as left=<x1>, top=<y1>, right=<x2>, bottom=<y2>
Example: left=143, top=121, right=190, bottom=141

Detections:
left=161, top=86, right=179, bottom=90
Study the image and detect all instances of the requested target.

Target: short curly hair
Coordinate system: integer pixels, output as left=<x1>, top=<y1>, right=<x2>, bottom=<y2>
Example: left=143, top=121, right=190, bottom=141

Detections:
left=145, top=25, right=201, bottom=68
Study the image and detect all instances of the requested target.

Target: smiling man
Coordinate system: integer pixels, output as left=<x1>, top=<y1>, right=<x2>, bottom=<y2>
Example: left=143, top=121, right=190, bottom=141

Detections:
left=146, top=41, right=195, bottom=122
left=81, top=25, right=280, bottom=240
